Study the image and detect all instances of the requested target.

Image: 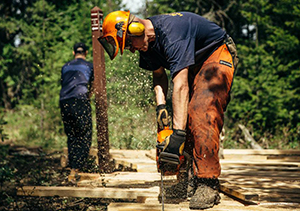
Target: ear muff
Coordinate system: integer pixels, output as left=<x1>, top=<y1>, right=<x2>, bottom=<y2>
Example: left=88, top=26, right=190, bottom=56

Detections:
left=128, top=22, right=145, bottom=36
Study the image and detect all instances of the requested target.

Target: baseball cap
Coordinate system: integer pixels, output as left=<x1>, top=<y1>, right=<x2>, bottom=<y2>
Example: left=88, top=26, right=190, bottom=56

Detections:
left=73, top=42, right=88, bottom=53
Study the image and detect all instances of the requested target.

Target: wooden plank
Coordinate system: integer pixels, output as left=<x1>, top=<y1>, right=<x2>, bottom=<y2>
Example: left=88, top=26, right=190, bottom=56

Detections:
left=147, top=149, right=300, bottom=161
left=222, top=166, right=300, bottom=172
left=62, top=148, right=155, bottom=171
left=223, top=149, right=300, bottom=156
left=223, top=154, right=268, bottom=161
left=220, top=178, right=300, bottom=185
left=107, top=202, right=300, bottom=211
left=220, top=179, right=300, bottom=188
left=113, top=159, right=138, bottom=170
left=221, top=160, right=300, bottom=167
left=223, top=154, right=300, bottom=162
left=108, top=203, right=189, bottom=211
left=145, top=149, right=156, bottom=161
left=62, top=148, right=152, bottom=159
left=137, top=164, right=157, bottom=173
left=220, top=183, right=259, bottom=202
left=267, top=156, right=300, bottom=162
left=119, top=159, right=156, bottom=165
left=58, top=149, right=300, bottom=209
left=112, top=157, right=158, bottom=172
left=110, top=149, right=154, bottom=159
left=258, top=193, right=300, bottom=203
left=259, top=202, right=300, bottom=208
left=241, top=187, right=300, bottom=194
left=17, top=186, right=159, bottom=202
left=68, top=173, right=101, bottom=181
left=221, top=171, right=300, bottom=179
left=78, top=172, right=176, bottom=187
left=227, top=182, right=300, bottom=190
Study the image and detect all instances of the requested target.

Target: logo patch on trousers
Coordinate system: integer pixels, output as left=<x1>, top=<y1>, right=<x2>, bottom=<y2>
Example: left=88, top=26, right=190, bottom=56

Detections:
left=220, top=60, right=232, bottom=68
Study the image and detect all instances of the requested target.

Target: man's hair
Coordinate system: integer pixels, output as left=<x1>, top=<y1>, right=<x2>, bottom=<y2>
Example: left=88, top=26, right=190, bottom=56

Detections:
left=73, top=42, right=88, bottom=55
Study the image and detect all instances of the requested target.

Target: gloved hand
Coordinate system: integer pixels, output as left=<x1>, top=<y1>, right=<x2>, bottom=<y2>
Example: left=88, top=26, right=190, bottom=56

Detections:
left=156, top=104, right=171, bottom=130
left=159, top=129, right=186, bottom=156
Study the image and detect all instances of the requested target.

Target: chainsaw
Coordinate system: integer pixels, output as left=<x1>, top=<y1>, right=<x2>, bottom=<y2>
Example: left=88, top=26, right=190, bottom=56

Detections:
left=156, top=126, right=191, bottom=210
left=156, top=126, right=186, bottom=175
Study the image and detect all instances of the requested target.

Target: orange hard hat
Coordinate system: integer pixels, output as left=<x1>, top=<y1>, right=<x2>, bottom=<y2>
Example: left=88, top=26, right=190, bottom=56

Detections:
left=98, top=11, right=131, bottom=60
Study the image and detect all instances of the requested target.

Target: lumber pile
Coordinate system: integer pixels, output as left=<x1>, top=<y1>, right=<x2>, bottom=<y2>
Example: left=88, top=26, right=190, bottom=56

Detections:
left=219, top=149, right=300, bottom=205
left=17, top=149, right=300, bottom=210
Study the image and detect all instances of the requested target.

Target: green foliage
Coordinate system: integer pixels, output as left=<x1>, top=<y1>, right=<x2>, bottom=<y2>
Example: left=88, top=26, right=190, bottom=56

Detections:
left=225, top=0, right=300, bottom=148
left=145, top=0, right=239, bottom=35
left=105, top=51, right=156, bottom=149
left=0, top=113, right=8, bottom=142
left=5, top=105, right=65, bottom=150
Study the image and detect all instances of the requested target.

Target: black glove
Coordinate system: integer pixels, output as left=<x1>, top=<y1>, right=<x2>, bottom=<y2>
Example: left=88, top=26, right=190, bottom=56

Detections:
left=156, top=104, right=171, bottom=130
left=159, top=129, right=186, bottom=156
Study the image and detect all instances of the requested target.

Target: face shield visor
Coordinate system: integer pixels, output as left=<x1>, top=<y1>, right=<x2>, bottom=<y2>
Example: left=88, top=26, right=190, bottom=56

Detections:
left=98, top=35, right=119, bottom=60
left=98, top=10, right=132, bottom=60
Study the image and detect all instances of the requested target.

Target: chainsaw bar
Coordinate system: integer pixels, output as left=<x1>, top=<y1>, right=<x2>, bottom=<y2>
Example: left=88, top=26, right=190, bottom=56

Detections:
left=161, top=170, right=164, bottom=211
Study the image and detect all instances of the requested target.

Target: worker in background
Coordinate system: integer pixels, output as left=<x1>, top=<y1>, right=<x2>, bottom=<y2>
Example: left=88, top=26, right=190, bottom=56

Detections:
left=59, top=42, right=94, bottom=182
left=99, top=11, right=238, bottom=209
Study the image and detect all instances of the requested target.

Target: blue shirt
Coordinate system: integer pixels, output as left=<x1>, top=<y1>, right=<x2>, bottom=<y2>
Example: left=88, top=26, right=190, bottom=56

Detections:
left=139, top=12, right=226, bottom=77
left=60, top=58, right=93, bottom=101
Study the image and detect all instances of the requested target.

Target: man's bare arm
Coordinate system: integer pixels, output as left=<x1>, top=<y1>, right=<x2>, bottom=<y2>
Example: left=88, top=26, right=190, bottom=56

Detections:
left=153, top=67, right=168, bottom=105
left=172, top=67, right=189, bottom=130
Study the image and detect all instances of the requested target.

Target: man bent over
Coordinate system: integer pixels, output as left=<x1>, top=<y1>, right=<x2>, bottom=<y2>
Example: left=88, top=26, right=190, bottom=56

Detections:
left=99, top=11, right=238, bottom=209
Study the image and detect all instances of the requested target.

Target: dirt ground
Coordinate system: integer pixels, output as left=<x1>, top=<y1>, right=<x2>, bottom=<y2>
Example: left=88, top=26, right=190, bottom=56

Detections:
left=0, top=144, right=110, bottom=211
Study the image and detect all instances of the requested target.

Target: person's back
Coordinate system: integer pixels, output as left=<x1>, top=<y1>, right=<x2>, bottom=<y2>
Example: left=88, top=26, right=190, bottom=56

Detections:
left=60, top=47, right=93, bottom=101
left=59, top=42, right=93, bottom=183
left=139, top=12, right=227, bottom=77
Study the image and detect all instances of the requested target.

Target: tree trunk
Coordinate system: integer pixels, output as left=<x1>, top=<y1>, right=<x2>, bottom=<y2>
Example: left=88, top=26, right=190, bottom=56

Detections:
left=238, top=124, right=262, bottom=150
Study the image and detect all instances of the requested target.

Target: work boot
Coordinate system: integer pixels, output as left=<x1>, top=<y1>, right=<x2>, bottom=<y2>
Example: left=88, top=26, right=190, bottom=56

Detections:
left=160, top=164, right=194, bottom=200
left=162, top=180, right=188, bottom=199
left=189, top=178, right=220, bottom=210
left=160, top=173, right=195, bottom=201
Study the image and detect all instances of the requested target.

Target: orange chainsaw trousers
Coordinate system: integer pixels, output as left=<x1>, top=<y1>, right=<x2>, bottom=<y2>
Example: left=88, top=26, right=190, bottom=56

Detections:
left=186, top=43, right=236, bottom=178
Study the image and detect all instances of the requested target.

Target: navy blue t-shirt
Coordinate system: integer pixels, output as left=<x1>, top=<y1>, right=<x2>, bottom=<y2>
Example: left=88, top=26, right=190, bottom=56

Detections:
left=60, top=58, right=93, bottom=101
left=139, top=12, right=226, bottom=77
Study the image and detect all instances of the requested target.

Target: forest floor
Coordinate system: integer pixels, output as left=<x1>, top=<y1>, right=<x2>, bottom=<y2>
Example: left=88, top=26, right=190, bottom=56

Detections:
left=0, top=144, right=109, bottom=211
left=2, top=144, right=300, bottom=211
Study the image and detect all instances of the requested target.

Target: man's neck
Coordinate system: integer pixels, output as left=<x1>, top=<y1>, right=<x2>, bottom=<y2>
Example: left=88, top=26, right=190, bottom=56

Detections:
left=75, top=55, right=86, bottom=60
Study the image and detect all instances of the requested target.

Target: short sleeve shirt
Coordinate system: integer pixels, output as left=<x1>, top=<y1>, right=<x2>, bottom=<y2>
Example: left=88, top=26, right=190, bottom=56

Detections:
left=139, top=12, right=226, bottom=77
left=60, top=58, right=93, bottom=101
